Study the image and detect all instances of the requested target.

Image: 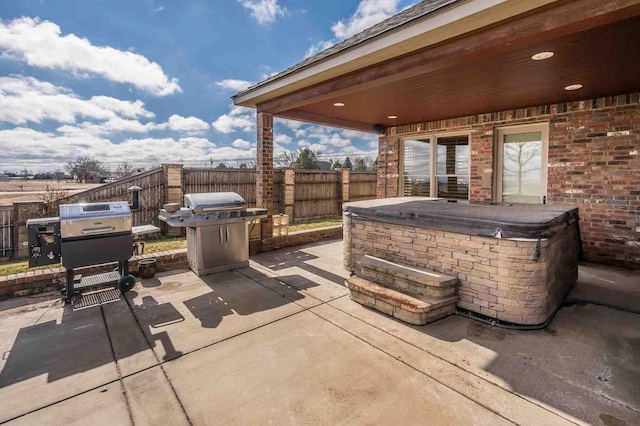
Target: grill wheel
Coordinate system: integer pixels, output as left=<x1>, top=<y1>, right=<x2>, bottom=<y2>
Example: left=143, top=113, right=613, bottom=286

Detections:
left=117, top=274, right=136, bottom=293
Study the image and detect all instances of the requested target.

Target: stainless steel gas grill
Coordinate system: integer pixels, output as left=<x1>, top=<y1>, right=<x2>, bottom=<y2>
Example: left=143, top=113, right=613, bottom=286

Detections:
left=26, top=187, right=152, bottom=302
left=159, top=192, right=268, bottom=276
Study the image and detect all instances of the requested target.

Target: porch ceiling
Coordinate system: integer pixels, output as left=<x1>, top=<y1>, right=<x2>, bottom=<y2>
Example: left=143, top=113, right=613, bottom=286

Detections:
left=257, top=0, right=640, bottom=133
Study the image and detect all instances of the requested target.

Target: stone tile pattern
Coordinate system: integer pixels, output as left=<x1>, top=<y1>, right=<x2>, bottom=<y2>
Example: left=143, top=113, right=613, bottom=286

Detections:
left=346, top=276, right=457, bottom=325
left=378, top=93, right=640, bottom=267
left=344, top=214, right=579, bottom=325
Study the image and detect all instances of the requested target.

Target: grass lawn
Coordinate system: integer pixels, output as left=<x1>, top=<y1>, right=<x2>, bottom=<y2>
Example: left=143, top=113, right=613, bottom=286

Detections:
left=0, top=238, right=187, bottom=277
left=0, top=218, right=342, bottom=277
left=288, top=215, right=343, bottom=232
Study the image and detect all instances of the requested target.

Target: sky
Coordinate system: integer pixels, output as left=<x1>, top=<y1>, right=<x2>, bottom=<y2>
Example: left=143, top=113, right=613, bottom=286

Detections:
left=0, top=0, right=417, bottom=173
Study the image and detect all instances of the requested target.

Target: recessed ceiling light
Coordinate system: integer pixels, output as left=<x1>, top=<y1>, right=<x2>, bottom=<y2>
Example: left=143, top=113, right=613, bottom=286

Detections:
left=532, top=51, right=554, bottom=61
left=333, top=102, right=345, bottom=107
left=387, top=115, right=398, bottom=119
left=564, top=84, right=583, bottom=91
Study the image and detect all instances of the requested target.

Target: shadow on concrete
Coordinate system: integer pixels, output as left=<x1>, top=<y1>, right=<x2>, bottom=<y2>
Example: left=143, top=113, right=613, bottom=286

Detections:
left=0, top=304, right=115, bottom=387
left=0, top=292, right=185, bottom=386
left=410, top=303, right=640, bottom=424
left=252, top=241, right=347, bottom=286
left=182, top=269, right=311, bottom=330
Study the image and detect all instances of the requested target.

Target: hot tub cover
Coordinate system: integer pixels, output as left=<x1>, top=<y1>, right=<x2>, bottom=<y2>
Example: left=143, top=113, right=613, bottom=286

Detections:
left=344, top=199, right=579, bottom=239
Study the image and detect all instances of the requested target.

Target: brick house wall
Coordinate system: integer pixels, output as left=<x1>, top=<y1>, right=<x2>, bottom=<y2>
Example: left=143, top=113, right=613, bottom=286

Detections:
left=378, top=93, right=640, bottom=267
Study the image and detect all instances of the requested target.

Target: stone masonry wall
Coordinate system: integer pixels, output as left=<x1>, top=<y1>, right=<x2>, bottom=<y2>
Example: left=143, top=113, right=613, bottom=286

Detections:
left=378, top=93, right=640, bottom=267
left=344, top=215, right=579, bottom=325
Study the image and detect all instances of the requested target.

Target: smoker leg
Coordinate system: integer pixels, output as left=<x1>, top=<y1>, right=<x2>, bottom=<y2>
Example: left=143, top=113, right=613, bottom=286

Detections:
left=65, top=268, right=74, bottom=303
left=119, top=260, right=129, bottom=276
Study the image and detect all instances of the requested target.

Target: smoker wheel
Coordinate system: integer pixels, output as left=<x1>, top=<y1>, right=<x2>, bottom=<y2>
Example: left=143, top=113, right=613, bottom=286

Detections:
left=117, top=275, right=137, bottom=293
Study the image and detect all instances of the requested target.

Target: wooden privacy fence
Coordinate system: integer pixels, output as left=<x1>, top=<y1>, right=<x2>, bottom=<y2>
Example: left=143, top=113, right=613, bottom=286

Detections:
left=1, top=164, right=377, bottom=259
left=183, top=168, right=259, bottom=207
left=293, top=170, right=340, bottom=220
left=349, top=172, right=378, bottom=202
left=62, top=168, right=165, bottom=228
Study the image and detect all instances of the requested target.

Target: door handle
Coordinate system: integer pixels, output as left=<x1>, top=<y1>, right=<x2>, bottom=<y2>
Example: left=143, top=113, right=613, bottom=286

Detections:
left=543, top=195, right=547, bottom=205
left=226, top=226, right=230, bottom=243
left=81, top=226, right=116, bottom=234
left=219, top=227, right=224, bottom=243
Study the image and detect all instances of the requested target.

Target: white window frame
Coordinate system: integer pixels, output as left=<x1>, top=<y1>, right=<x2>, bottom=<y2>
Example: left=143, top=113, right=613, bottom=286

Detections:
left=400, top=131, right=471, bottom=200
left=495, top=122, right=549, bottom=204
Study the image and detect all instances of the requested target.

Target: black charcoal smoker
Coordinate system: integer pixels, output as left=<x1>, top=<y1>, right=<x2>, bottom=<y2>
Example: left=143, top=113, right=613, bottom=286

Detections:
left=26, top=186, right=156, bottom=302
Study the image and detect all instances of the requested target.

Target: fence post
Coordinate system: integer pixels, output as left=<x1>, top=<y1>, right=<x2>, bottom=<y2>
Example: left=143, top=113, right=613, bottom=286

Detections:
left=340, top=168, right=350, bottom=204
left=13, top=201, right=45, bottom=258
left=284, top=168, right=295, bottom=221
left=162, top=163, right=183, bottom=237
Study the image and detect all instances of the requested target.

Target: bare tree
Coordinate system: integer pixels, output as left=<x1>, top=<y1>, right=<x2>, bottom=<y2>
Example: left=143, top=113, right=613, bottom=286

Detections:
left=503, top=142, right=541, bottom=195
left=116, top=161, right=135, bottom=178
left=65, top=157, right=106, bottom=183
left=274, top=151, right=298, bottom=167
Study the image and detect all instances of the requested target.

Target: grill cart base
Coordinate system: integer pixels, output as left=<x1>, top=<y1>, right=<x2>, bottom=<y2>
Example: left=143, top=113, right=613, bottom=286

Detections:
left=63, top=261, right=135, bottom=303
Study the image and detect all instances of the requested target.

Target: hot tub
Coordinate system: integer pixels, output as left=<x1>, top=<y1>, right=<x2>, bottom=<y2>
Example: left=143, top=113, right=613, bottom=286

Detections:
left=343, top=197, right=580, bottom=325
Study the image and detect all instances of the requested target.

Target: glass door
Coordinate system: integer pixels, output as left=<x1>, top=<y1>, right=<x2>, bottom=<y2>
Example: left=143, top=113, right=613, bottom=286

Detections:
left=496, top=125, right=548, bottom=204
left=402, top=139, right=431, bottom=196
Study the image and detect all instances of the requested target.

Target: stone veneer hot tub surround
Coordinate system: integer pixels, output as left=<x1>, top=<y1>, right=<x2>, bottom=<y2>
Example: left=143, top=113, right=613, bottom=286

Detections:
left=343, top=198, right=580, bottom=325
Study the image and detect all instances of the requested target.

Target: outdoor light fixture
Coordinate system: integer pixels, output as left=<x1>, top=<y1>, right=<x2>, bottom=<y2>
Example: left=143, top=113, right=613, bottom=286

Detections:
left=333, top=102, right=345, bottom=107
left=531, top=51, right=554, bottom=60
left=564, top=84, right=583, bottom=91
left=387, top=115, right=398, bottom=119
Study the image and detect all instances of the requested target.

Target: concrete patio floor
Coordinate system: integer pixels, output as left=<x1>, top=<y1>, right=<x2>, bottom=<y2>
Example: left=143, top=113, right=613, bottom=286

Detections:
left=0, top=239, right=638, bottom=425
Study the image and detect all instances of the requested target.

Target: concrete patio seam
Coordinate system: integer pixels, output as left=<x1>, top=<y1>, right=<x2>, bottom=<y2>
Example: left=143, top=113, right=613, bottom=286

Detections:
left=122, top=296, right=194, bottom=425
left=324, top=300, right=583, bottom=425
left=100, top=305, right=136, bottom=426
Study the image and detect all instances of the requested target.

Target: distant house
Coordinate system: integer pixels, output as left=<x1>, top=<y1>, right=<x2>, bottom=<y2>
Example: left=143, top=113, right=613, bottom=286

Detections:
left=86, top=172, right=102, bottom=184
left=0, top=174, right=8, bottom=182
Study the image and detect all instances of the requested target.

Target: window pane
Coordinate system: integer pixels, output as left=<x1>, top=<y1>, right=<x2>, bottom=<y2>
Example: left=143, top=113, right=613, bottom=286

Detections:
left=502, top=131, right=542, bottom=203
left=435, top=136, right=469, bottom=200
left=403, top=140, right=430, bottom=196
left=437, top=139, right=469, bottom=175
left=437, top=176, right=469, bottom=199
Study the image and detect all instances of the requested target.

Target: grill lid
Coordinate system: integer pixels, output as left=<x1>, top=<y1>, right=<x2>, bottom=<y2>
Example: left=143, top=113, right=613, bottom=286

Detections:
left=184, top=192, right=247, bottom=213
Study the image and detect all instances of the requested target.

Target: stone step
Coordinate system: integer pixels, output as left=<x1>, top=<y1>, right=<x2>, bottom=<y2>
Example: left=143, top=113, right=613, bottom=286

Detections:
left=346, top=276, right=458, bottom=325
left=360, top=255, right=458, bottom=298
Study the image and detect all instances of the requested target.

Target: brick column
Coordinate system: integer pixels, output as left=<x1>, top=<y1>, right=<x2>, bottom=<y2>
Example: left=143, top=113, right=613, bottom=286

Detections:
left=162, top=163, right=183, bottom=237
left=13, top=201, right=45, bottom=258
left=283, top=168, right=295, bottom=220
left=256, top=112, right=274, bottom=251
left=376, top=132, right=399, bottom=198
left=340, top=168, right=350, bottom=204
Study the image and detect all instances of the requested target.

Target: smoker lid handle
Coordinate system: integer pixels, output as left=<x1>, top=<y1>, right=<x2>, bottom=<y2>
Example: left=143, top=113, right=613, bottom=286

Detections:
left=81, top=226, right=116, bottom=235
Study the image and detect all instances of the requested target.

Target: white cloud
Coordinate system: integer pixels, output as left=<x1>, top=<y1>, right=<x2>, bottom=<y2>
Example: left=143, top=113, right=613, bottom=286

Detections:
left=274, top=134, right=292, bottom=145
left=89, top=96, right=155, bottom=119
left=212, top=106, right=255, bottom=133
left=305, top=40, right=334, bottom=58
left=0, top=75, right=155, bottom=125
left=303, top=0, right=400, bottom=59
left=232, top=138, right=254, bottom=149
left=215, top=79, right=254, bottom=92
left=332, top=0, right=399, bottom=40
left=0, top=127, right=258, bottom=172
left=275, top=117, right=305, bottom=130
left=238, top=0, right=287, bottom=25
left=0, top=17, right=181, bottom=96
left=167, top=114, right=210, bottom=134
